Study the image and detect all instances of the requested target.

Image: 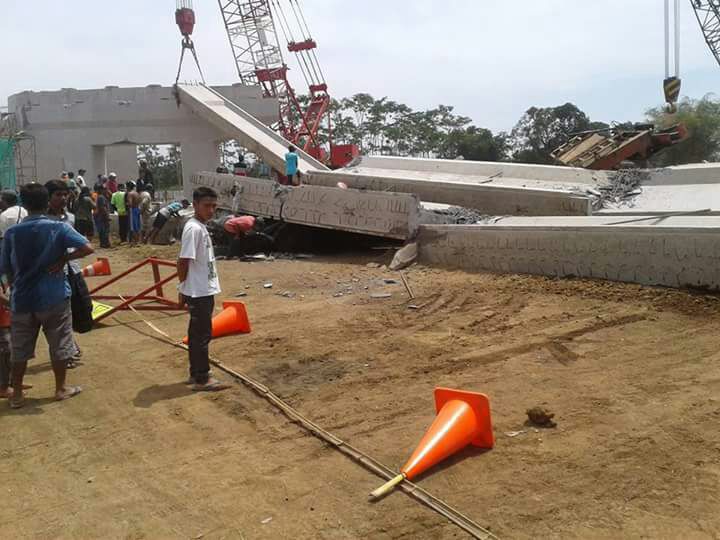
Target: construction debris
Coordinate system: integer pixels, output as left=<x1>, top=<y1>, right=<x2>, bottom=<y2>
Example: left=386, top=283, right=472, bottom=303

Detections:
left=389, top=242, right=418, bottom=271
left=551, top=123, right=688, bottom=170
left=526, top=407, right=557, bottom=428
left=589, top=168, right=653, bottom=210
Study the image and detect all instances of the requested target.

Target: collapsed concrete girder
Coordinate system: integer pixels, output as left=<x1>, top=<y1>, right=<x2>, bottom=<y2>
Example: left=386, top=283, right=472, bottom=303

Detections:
left=418, top=216, right=720, bottom=290
left=304, top=168, right=592, bottom=217
left=191, top=172, right=419, bottom=240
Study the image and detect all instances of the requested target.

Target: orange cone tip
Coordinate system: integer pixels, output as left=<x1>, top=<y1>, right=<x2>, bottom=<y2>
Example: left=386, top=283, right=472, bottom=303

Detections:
left=82, top=257, right=111, bottom=277
left=182, top=300, right=251, bottom=345
left=370, top=388, right=493, bottom=499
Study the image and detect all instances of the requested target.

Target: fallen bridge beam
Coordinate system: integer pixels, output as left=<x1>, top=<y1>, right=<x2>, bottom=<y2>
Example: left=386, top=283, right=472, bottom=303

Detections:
left=304, top=168, right=592, bottom=217
left=191, top=172, right=420, bottom=240
left=417, top=216, right=720, bottom=290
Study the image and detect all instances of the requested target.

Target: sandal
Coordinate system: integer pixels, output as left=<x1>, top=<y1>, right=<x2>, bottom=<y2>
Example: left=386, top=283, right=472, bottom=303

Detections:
left=9, top=395, right=24, bottom=409
left=192, top=379, right=231, bottom=392
left=185, top=370, right=213, bottom=385
left=55, top=385, right=82, bottom=401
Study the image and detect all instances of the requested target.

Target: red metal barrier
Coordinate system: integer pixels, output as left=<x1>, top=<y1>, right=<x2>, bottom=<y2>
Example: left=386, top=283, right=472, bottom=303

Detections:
left=89, top=258, right=185, bottom=323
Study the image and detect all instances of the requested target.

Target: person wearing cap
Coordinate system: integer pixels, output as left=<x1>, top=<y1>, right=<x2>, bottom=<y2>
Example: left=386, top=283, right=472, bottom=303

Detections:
left=146, top=199, right=190, bottom=244
left=60, top=172, right=69, bottom=181
left=106, top=173, right=118, bottom=194
left=139, top=185, right=154, bottom=243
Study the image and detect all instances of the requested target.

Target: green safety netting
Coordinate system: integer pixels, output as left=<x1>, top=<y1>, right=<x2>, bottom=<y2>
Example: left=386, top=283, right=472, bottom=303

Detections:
left=0, top=138, right=16, bottom=190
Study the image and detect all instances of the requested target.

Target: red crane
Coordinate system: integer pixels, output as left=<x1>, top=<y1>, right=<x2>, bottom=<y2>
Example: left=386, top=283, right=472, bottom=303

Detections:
left=217, top=0, right=358, bottom=169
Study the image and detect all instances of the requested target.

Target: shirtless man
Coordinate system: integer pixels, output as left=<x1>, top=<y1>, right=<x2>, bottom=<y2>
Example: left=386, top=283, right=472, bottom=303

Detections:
left=126, top=182, right=142, bottom=246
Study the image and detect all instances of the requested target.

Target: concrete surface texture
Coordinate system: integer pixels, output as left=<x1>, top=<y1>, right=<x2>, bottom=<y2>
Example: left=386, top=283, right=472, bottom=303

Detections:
left=647, top=163, right=720, bottom=185
left=354, top=155, right=610, bottom=184
left=177, top=84, right=328, bottom=176
left=7, top=84, right=278, bottom=185
left=304, top=168, right=592, bottom=217
left=192, top=172, right=419, bottom=239
left=418, top=219, right=720, bottom=289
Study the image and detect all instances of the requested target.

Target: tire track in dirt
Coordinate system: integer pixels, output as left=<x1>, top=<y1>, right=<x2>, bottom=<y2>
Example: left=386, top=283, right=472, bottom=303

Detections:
left=412, top=312, right=648, bottom=375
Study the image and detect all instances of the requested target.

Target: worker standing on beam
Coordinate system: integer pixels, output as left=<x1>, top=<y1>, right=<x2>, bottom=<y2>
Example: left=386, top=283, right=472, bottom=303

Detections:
left=285, top=145, right=299, bottom=186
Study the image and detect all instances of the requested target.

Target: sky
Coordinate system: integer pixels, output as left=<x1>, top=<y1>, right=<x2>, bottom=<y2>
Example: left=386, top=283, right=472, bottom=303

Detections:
left=2, top=0, right=720, bottom=133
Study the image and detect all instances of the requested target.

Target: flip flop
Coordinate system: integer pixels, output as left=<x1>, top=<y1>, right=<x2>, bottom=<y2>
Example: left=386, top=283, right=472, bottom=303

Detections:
left=192, top=380, right=231, bottom=392
left=55, top=385, right=82, bottom=401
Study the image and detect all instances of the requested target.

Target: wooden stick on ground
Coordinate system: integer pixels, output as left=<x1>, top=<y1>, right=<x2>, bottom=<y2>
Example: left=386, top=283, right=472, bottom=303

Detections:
left=118, top=301, right=498, bottom=540
left=400, top=272, right=415, bottom=300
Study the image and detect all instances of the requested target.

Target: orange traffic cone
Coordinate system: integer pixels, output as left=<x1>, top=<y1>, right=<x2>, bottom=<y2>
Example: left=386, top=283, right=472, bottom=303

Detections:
left=182, top=300, right=251, bottom=345
left=82, top=257, right=111, bottom=277
left=370, top=387, right=494, bottom=498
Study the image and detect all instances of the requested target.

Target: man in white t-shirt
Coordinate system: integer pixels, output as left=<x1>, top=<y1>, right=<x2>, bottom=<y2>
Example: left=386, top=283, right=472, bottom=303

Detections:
left=0, top=191, right=28, bottom=239
left=76, top=169, right=87, bottom=189
left=177, top=186, right=230, bottom=392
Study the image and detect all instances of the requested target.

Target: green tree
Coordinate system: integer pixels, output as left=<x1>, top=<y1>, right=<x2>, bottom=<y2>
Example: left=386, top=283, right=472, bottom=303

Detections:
left=510, top=103, right=592, bottom=164
left=438, top=126, right=508, bottom=161
left=137, top=144, right=183, bottom=189
left=646, top=95, right=720, bottom=166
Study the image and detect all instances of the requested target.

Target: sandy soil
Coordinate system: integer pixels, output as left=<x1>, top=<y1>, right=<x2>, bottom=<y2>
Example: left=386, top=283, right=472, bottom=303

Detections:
left=2, top=244, right=719, bottom=539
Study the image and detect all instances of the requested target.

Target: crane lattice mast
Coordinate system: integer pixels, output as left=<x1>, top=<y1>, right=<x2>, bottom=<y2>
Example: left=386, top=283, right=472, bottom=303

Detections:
left=217, top=0, right=329, bottom=156
left=690, top=0, right=720, bottom=68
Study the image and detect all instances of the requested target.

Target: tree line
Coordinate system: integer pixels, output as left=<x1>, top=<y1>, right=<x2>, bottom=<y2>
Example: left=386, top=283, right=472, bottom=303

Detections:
left=322, top=93, right=720, bottom=167
left=146, top=92, right=720, bottom=188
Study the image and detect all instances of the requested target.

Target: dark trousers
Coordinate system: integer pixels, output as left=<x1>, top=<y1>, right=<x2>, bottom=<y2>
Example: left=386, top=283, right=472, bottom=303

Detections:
left=118, top=214, right=129, bottom=242
left=0, top=339, right=9, bottom=389
left=186, top=295, right=214, bottom=384
left=95, top=218, right=110, bottom=248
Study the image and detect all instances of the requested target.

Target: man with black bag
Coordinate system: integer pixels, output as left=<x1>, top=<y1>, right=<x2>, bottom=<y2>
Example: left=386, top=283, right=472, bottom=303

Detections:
left=45, top=180, right=94, bottom=368
left=1, top=183, right=93, bottom=408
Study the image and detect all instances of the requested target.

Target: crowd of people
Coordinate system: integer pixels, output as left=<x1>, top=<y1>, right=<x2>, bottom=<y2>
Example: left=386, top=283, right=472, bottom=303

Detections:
left=0, top=154, right=298, bottom=407
left=44, top=163, right=195, bottom=249
left=0, top=171, right=228, bottom=407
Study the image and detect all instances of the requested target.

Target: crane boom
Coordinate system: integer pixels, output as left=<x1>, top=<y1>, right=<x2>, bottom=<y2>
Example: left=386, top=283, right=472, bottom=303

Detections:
left=690, top=0, right=720, bottom=68
left=217, top=0, right=358, bottom=168
left=217, top=0, right=302, bottom=145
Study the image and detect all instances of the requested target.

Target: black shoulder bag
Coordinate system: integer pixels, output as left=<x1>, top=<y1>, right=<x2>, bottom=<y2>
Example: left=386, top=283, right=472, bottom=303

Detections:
left=67, top=264, right=94, bottom=333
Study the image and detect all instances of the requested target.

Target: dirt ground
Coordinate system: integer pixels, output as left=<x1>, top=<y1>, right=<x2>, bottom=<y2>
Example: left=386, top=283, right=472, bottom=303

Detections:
left=2, top=243, right=720, bottom=539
